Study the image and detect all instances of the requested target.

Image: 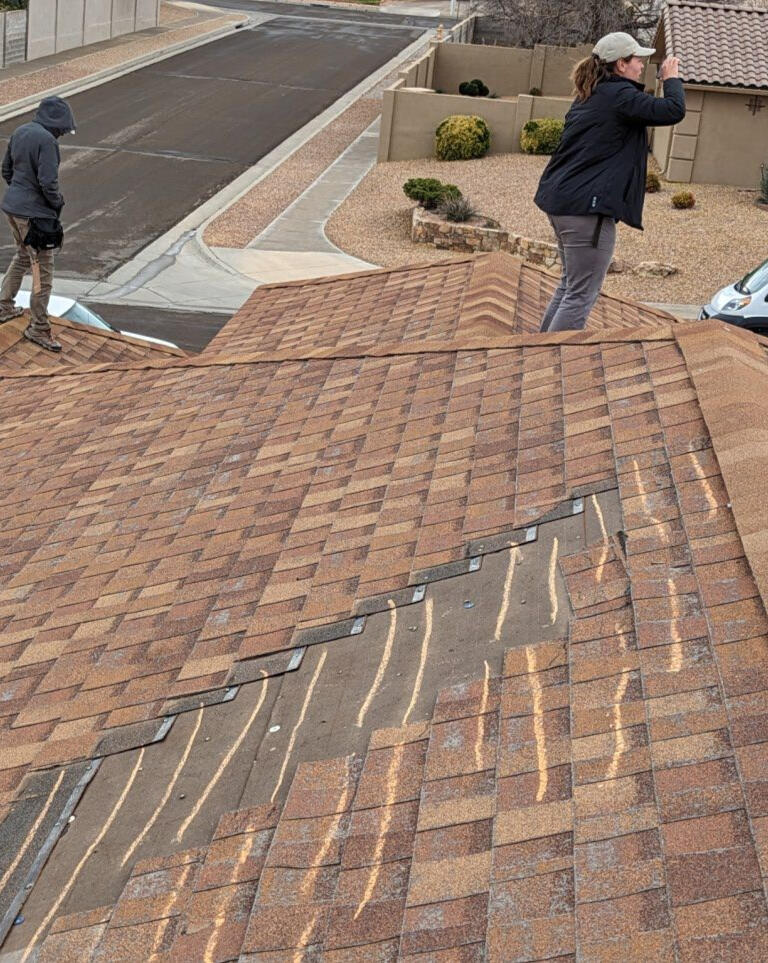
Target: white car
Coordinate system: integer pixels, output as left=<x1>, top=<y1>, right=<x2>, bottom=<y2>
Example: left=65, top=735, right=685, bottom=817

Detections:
left=14, top=292, right=179, bottom=349
left=699, top=258, right=768, bottom=331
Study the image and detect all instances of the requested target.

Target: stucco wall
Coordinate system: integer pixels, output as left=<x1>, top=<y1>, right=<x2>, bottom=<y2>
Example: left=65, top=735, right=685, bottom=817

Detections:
left=84, top=0, right=113, bottom=45
left=383, top=87, right=518, bottom=161
left=432, top=42, right=531, bottom=97
left=25, top=0, right=161, bottom=62
left=538, top=44, right=591, bottom=96
left=693, top=89, right=768, bottom=189
left=431, top=41, right=589, bottom=99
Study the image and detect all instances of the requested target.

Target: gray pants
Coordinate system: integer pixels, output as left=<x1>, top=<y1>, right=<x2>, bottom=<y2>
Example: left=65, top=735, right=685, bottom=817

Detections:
left=539, top=214, right=616, bottom=333
left=0, top=214, right=55, bottom=334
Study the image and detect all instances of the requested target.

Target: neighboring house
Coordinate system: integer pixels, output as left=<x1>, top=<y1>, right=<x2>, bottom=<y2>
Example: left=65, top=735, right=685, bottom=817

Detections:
left=652, top=0, right=768, bottom=187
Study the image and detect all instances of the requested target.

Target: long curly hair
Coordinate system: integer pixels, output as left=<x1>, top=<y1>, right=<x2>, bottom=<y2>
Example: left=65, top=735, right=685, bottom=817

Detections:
left=571, top=53, right=617, bottom=102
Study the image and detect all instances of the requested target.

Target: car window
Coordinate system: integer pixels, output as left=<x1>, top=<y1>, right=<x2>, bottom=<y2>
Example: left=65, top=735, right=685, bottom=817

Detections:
left=738, top=258, right=768, bottom=295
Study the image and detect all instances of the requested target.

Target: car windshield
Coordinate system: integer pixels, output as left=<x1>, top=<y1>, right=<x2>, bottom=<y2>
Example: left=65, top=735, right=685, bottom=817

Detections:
left=736, top=258, right=768, bottom=295
left=60, top=302, right=115, bottom=331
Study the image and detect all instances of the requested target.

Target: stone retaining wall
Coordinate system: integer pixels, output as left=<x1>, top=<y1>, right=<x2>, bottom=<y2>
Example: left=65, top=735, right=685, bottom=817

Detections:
left=412, top=205, right=559, bottom=268
left=411, top=206, right=677, bottom=276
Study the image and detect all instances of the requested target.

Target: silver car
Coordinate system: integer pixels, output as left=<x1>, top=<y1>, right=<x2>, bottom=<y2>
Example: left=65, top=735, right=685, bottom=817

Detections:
left=700, top=258, right=768, bottom=331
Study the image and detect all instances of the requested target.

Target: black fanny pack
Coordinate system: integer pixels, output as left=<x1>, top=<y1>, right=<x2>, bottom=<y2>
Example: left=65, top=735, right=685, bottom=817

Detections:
left=24, top=217, right=63, bottom=251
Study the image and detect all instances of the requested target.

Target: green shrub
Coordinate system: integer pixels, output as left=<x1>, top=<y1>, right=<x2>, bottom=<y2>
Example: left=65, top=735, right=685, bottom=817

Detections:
left=528, top=87, right=542, bottom=97
left=760, top=163, right=768, bottom=204
left=403, top=177, right=462, bottom=209
left=435, top=115, right=491, bottom=161
left=437, top=195, right=478, bottom=222
left=645, top=171, right=661, bottom=193
left=520, top=118, right=564, bottom=155
left=671, top=190, right=695, bottom=209
left=458, top=78, right=489, bottom=97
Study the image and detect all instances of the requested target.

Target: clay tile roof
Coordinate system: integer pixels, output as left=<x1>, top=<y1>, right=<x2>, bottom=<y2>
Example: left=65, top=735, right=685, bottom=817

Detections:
left=0, top=314, right=184, bottom=372
left=4, top=252, right=768, bottom=959
left=660, top=0, right=768, bottom=88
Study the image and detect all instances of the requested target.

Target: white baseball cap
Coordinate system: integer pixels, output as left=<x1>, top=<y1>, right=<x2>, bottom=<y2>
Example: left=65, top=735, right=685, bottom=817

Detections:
left=593, top=32, right=655, bottom=62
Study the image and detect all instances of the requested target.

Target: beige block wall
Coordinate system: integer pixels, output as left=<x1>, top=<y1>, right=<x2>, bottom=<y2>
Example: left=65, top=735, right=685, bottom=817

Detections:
left=539, top=44, right=591, bottom=96
left=432, top=42, right=531, bottom=96
left=26, top=0, right=161, bottom=62
left=383, top=89, right=518, bottom=161
left=692, top=90, right=768, bottom=189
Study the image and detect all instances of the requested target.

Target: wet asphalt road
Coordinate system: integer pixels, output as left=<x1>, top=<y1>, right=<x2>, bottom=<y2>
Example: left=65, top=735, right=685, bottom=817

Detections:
left=0, top=12, right=424, bottom=281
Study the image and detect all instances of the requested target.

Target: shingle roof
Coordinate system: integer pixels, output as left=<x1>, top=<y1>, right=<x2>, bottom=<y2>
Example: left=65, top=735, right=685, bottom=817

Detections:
left=0, top=314, right=184, bottom=371
left=212, top=253, right=675, bottom=355
left=3, top=252, right=768, bottom=959
left=660, top=0, right=768, bottom=89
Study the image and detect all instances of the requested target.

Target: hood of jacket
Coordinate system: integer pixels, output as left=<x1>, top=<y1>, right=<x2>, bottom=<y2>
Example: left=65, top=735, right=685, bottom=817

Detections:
left=33, top=97, right=76, bottom=138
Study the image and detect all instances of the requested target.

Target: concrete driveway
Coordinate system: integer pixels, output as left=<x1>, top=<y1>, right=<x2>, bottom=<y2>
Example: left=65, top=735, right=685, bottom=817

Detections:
left=0, top=15, right=423, bottom=281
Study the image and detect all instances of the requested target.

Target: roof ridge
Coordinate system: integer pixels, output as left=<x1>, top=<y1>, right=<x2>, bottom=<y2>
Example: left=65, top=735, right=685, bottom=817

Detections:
left=0, top=327, right=678, bottom=379
left=248, top=251, right=485, bottom=293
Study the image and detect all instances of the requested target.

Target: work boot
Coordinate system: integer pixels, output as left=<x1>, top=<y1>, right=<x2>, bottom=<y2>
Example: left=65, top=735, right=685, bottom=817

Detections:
left=23, top=326, right=61, bottom=352
left=0, top=306, right=24, bottom=324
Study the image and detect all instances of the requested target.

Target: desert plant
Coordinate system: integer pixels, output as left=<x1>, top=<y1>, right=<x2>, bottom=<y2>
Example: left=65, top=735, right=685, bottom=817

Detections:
left=671, top=190, right=695, bottom=209
left=458, top=79, right=490, bottom=97
left=528, top=87, right=542, bottom=97
left=403, top=177, right=462, bottom=209
left=520, top=118, right=564, bottom=155
left=435, top=115, right=491, bottom=161
left=645, top=171, right=661, bottom=193
left=437, top=195, right=479, bottom=222
left=760, top=163, right=768, bottom=204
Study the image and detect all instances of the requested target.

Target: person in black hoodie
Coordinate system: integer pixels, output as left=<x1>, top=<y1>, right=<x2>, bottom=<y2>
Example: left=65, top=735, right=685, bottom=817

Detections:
left=534, top=33, right=685, bottom=333
left=0, top=96, right=76, bottom=352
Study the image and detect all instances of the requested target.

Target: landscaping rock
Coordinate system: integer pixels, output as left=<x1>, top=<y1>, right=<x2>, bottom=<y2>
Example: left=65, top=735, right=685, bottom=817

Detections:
left=633, top=261, right=678, bottom=277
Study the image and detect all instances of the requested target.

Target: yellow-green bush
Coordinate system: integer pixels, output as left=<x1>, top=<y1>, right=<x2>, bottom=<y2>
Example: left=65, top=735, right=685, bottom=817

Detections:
left=645, top=171, right=661, bottom=193
left=671, top=190, right=695, bottom=209
left=435, top=115, right=491, bottom=161
left=520, top=118, right=564, bottom=155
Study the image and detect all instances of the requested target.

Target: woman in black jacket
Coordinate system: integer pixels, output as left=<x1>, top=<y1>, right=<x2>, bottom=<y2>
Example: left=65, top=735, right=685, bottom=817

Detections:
left=534, top=33, right=685, bottom=332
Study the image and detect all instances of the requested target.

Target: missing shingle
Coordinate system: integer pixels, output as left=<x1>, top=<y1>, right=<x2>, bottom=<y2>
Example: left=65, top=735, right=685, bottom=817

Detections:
left=0, top=760, right=99, bottom=945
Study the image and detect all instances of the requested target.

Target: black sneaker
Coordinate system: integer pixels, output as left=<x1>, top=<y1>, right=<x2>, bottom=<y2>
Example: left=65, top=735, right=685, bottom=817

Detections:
left=0, top=306, right=24, bottom=324
left=23, top=326, right=62, bottom=353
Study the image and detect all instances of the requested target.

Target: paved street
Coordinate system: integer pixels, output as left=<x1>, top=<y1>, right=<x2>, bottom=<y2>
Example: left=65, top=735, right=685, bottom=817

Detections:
left=85, top=301, right=231, bottom=351
left=0, top=11, right=425, bottom=281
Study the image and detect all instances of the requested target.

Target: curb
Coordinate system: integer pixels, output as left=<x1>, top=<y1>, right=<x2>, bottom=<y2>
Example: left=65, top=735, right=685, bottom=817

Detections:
left=0, top=14, right=250, bottom=125
left=90, top=24, right=433, bottom=299
left=192, top=29, right=433, bottom=278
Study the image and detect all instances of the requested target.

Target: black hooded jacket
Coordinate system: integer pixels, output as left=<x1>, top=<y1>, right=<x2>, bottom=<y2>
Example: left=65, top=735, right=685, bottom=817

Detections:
left=1, top=96, right=76, bottom=220
left=534, top=75, right=685, bottom=229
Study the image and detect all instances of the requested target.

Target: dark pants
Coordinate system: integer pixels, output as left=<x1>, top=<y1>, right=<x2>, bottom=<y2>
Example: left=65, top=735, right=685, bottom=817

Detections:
left=539, top=214, right=617, bottom=333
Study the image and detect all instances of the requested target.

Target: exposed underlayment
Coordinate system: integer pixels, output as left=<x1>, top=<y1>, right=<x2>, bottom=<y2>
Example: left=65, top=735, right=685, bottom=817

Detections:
left=0, top=490, right=621, bottom=956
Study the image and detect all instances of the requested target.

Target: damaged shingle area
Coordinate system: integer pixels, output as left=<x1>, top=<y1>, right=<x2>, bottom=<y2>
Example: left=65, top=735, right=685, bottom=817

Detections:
left=3, top=251, right=768, bottom=959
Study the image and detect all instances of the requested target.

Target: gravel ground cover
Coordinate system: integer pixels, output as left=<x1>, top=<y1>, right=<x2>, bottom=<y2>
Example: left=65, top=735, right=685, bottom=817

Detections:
left=203, top=44, right=430, bottom=248
left=326, top=152, right=767, bottom=304
left=0, top=3, right=244, bottom=108
left=204, top=98, right=382, bottom=247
